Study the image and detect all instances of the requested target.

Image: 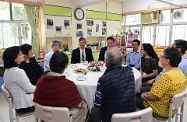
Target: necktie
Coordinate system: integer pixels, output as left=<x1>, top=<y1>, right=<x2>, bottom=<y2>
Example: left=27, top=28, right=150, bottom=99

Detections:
left=82, top=50, right=85, bottom=61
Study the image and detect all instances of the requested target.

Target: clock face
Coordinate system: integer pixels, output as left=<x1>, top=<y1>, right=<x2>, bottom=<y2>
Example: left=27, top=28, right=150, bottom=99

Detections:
left=74, top=8, right=84, bottom=20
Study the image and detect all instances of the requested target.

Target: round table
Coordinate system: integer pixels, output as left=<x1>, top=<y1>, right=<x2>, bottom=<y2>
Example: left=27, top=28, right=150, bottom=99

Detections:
left=64, top=63, right=141, bottom=111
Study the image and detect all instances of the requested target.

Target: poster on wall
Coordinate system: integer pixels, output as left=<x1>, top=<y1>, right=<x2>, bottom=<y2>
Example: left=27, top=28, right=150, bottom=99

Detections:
left=96, top=24, right=99, bottom=32
left=102, top=21, right=106, bottom=27
left=76, top=31, right=83, bottom=37
left=47, top=19, right=53, bottom=29
left=87, top=28, right=92, bottom=36
left=87, top=20, right=94, bottom=26
left=77, top=23, right=83, bottom=30
left=64, top=20, right=70, bottom=28
left=102, top=28, right=106, bottom=35
left=55, top=26, right=62, bottom=34
left=127, top=33, right=138, bottom=48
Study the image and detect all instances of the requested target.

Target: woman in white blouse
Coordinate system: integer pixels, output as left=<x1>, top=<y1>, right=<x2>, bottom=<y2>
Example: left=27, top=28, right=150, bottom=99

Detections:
left=3, top=46, right=35, bottom=113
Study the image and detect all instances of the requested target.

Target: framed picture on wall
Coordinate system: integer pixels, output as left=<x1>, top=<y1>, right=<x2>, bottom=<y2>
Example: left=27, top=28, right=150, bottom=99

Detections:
left=77, top=23, right=83, bottom=30
left=87, top=28, right=92, bottom=36
left=102, top=21, right=106, bottom=27
left=55, top=26, right=62, bottom=33
left=96, top=24, right=99, bottom=32
left=102, top=28, right=106, bottom=35
left=64, top=20, right=70, bottom=28
left=47, top=19, right=53, bottom=29
left=87, top=20, right=94, bottom=26
left=76, top=31, right=83, bottom=37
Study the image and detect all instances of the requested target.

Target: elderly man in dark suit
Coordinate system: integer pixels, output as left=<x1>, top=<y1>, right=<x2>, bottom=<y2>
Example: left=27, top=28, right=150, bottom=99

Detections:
left=98, top=36, right=114, bottom=61
left=71, top=37, right=94, bottom=64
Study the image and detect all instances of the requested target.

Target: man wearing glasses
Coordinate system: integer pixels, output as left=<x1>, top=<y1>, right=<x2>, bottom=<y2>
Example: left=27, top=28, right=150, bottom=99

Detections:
left=126, top=39, right=142, bottom=70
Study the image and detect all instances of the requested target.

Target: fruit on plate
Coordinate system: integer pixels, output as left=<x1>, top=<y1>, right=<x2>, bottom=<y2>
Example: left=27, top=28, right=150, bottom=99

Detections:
left=74, top=68, right=86, bottom=73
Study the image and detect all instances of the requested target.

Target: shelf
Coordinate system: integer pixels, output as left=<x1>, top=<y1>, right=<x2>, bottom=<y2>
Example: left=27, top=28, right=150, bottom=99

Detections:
left=46, top=36, right=72, bottom=38
left=87, top=36, right=106, bottom=38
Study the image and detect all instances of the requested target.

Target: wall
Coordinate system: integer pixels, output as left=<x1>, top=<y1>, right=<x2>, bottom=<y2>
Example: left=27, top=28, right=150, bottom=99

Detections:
left=122, top=0, right=187, bottom=13
left=43, top=0, right=122, bottom=52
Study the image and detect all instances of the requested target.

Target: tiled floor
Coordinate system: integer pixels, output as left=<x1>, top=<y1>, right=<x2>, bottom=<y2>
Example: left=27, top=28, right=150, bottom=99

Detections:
left=0, top=92, right=187, bottom=122
left=0, top=92, right=35, bottom=122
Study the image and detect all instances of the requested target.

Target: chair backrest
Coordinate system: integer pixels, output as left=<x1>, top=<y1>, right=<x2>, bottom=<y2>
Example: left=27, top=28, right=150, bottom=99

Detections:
left=1, top=84, right=15, bottom=121
left=111, top=107, right=153, bottom=122
left=34, top=103, right=71, bottom=122
left=168, top=87, right=187, bottom=122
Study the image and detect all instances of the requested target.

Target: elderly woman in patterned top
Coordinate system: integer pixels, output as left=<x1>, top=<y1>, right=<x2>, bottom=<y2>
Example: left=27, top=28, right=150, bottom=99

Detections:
left=136, top=47, right=186, bottom=118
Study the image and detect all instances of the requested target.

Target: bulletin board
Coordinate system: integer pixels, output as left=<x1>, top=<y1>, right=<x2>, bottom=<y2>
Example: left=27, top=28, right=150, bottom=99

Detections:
left=45, top=15, right=72, bottom=37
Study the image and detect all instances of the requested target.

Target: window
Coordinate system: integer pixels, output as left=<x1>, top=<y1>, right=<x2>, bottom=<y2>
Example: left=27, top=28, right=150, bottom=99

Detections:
left=0, top=2, right=31, bottom=48
left=172, top=25, right=187, bottom=43
left=155, top=26, right=169, bottom=46
left=160, top=10, right=171, bottom=23
left=142, top=26, right=154, bottom=45
left=12, top=3, right=27, bottom=20
left=0, top=2, right=10, bottom=20
left=126, top=14, right=141, bottom=26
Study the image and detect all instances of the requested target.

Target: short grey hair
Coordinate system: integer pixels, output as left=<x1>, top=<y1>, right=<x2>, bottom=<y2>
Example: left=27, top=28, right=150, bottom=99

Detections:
left=104, top=47, right=123, bottom=65
left=79, top=37, right=87, bottom=43
left=51, top=40, right=61, bottom=48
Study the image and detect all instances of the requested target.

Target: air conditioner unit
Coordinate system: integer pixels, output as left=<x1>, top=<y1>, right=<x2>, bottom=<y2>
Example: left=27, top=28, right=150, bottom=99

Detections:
left=142, top=12, right=159, bottom=24
left=173, top=10, right=184, bottom=19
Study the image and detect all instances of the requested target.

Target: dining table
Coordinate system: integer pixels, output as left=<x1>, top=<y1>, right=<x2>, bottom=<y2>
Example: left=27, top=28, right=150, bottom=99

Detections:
left=64, top=63, right=142, bottom=111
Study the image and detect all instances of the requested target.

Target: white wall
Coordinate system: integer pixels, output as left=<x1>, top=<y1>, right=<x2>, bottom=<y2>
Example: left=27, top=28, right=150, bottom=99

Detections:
left=43, top=0, right=122, bottom=52
left=107, top=1, right=122, bottom=14
left=122, top=0, right=187, bottom=13
left=44, top=0, right=72, bottom=7
left=76, top=0, right=108, bottom=7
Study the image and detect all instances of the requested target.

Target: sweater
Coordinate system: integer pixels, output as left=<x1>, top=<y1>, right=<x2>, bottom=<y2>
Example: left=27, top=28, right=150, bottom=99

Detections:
left=33, top=75, right=82, bottom=108
left=19, top=57, right=44, bottom=85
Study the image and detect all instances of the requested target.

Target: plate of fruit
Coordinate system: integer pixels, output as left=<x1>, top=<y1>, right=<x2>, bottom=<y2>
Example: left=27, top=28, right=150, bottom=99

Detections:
left=74, top=68, right=87, bottom=73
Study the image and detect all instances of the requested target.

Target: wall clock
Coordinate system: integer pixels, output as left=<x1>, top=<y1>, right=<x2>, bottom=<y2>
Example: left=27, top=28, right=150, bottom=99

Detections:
left=74, top=8, right=84, bottom=20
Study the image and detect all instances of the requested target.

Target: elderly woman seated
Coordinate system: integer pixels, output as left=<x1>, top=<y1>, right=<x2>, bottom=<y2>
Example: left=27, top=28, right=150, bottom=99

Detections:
left=34, top=51, right=88, bottom=122
left=136, top=47, right=186, bottom=118
left=3, top=46, right=35, bottom=113
left=19, top=44, right=44, bottom=85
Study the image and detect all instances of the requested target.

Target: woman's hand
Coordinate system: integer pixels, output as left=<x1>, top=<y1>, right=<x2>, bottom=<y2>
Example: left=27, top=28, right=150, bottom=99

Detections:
left=141, top=92, right=148, bottom=99
left=147, top=79, right=154, bottom=85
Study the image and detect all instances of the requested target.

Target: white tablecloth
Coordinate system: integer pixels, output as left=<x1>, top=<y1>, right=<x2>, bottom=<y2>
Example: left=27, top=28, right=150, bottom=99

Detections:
left=65, top=64, right=141, bottom=111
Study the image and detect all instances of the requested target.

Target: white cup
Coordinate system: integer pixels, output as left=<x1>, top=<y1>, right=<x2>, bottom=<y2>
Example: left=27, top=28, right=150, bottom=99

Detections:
left=83, top=61, right=88, bottom=65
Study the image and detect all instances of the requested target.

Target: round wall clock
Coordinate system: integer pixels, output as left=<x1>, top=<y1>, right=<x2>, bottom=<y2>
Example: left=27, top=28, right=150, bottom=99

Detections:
left=74, top=8, right=85, bottom=20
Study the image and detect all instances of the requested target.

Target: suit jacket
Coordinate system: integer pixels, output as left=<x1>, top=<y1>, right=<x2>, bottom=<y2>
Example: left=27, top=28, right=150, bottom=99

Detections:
left=71, top=47, right=94, bottom=64
left=98, top=46, right=107, bottom=61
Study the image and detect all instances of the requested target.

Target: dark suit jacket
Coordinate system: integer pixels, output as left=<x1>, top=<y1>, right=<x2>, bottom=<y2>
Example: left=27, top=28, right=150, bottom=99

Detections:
left=98, top=46, right=107, bottom=61
left=71, top=48, right=94, bottom=64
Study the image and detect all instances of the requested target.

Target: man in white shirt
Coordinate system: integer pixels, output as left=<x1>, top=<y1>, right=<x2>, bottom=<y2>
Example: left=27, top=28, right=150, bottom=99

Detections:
left=44, top=40, right=61, bottom=73
left=71, top=37, right=94, bottom=63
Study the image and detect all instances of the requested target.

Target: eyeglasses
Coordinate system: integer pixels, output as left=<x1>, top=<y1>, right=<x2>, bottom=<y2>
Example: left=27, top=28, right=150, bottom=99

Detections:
left=141, top=49, right=144, bottom=50
left=160, top=55, right=168, bottom=59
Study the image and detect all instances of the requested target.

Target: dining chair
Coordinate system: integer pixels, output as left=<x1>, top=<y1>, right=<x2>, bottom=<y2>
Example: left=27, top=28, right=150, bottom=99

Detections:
left=153, top=86, right=187, bottom=122
left=111, top=107, right=153, bottom=122
left=1, top=84, right=35, bottom=122
left=34, top=103, right=72, bottom=122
